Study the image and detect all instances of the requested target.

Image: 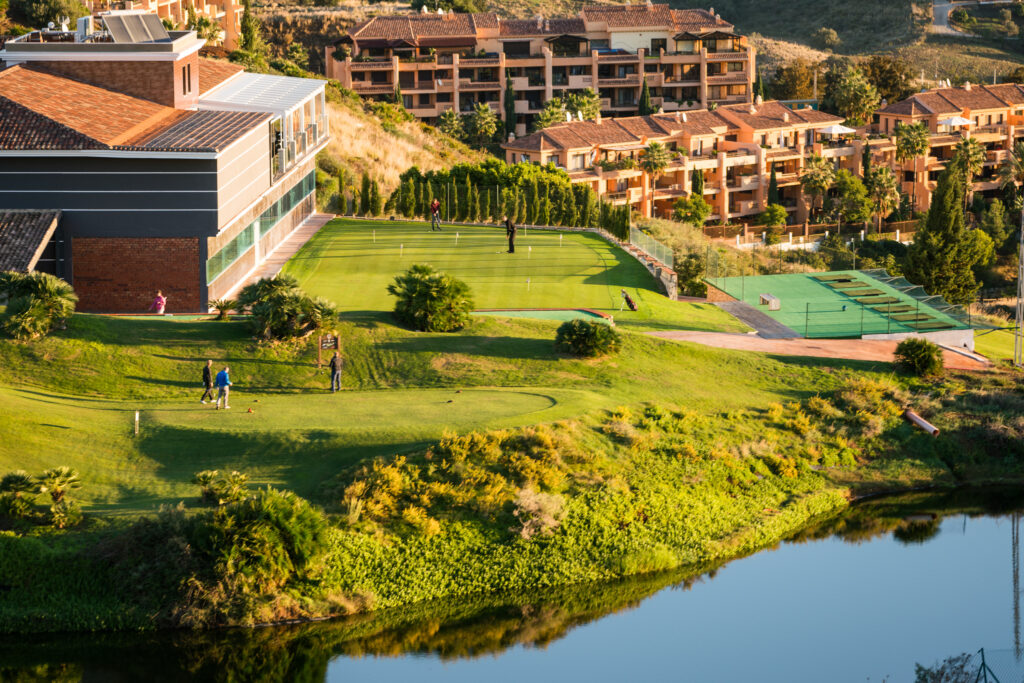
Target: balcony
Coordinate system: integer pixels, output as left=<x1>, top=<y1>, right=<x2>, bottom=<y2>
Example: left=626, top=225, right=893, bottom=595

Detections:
left=460, top=57, right=500, bottom=66
left=460, top=79, right=501, bottom=91
left=765, top=146, right=801, bottom=159
left=351, top=82, right=395, bottom=94
left=987, top=149, right=1009, bottom=164
left=605, top=187, right=642, bottom=204
left=350, top=59, right=393, bottom=71
left=705, top=49, right=749, bottom=60
left=600, top=97, right=611, bottom=109
left=568, top=75, right=593, bottom=88
left=730, top=199, right=761, bottom=215
left=510, top=76, right=529, bottom=90
left=730, top=174, right=759, bottom=191
left=598, top=53, right=640, bottom=63
left=653, top=183, right=686, bottom=199
left=776, top=172, right=800, bottom=186
left=598, top=75, right=640, bottom=86
left=706, top=72, right=748, bottom=84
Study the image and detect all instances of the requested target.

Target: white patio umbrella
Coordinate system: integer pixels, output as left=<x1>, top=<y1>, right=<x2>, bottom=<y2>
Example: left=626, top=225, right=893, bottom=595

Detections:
left=817, top=123, right=857, bottom=135
left=938, top=115, right=973, bottom=127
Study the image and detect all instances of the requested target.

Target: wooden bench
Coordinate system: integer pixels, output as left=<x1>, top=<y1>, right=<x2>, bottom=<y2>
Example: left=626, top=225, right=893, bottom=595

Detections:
left=759, top=293, right=781, bottom=311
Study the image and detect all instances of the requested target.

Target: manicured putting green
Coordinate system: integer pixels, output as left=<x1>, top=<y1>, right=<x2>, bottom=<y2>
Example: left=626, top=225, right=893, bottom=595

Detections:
left=282, top=219, right=745, bottom=332
left=708, top=270, right=970, bottom=338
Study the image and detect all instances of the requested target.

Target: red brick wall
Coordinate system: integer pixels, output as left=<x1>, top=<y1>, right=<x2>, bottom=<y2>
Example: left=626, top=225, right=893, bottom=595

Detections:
left=73, top=237, right=201, bottom=312
left=35, top=54, right=198, bottom=108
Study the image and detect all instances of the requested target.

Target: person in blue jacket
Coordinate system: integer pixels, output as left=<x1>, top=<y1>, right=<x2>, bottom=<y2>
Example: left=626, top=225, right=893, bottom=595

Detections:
left=214, top=366, right=232, bottom=410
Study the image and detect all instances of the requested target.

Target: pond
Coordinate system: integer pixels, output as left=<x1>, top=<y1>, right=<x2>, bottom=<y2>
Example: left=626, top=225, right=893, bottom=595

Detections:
left=2, top=489, right=1022, bottom=682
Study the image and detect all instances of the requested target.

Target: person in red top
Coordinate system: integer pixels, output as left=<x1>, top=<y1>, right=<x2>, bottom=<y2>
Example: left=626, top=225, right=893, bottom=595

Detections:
left=429, top=198, right=442, bottom=232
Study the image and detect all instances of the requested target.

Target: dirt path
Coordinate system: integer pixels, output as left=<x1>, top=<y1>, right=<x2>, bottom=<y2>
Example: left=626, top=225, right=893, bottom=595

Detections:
left=648, top=330, right=990, bottom=371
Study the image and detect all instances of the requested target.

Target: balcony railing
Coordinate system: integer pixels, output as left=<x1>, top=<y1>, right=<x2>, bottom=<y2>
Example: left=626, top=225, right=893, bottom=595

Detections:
left=598, top=75, right=640, bottom=86
left=598, top=53, right=640, bottom=62
left=350, top=60, right=394, bottom=71
left=460, top=57, right=500, bottom=66
left=351, top=83, right=395, bottom=94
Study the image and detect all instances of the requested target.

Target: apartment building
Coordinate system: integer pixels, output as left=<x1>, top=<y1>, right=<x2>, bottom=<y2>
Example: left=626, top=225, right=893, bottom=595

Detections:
left=503, top=99, right=850, bottom=222
left=326, top=4, right=754, bottom=135
left=82, top=0, right=242, bottom=49
left=875, top=81, right=1024, bottom=212
left=0, top=12, right=328, bottom=312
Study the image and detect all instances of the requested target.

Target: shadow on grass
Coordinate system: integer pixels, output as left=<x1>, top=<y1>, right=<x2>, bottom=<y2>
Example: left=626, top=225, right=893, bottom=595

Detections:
left=377, top=335, right=557, bottom=361
left=132, top=424, right=428, bottom=506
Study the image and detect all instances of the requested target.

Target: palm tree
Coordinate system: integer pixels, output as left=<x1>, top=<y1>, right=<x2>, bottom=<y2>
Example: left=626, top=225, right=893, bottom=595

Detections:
left=865, top=167, right=900, bottom=233
left=37, top=466, right=81, bottom=504
left=894, top=122, right=930, bottom=210
left=998, top=140, right=1024, bottom=210
left=0, top=470, right=39, bottom=518
left=237, top=274, right=300, bottom=311
left=640, top=142, right=670, bottom=217
left=799, top=154, right=835, bottom=219
left=950, top=136, right=986, bottom=211
left=0, top=272, right=78, bottom=340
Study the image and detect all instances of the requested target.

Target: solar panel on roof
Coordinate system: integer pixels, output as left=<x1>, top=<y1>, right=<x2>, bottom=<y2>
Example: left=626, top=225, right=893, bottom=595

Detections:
left=103, top=13, right=170, bottom=43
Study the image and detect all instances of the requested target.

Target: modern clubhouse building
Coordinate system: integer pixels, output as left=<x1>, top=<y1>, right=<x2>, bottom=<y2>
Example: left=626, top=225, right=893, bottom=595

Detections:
left=503, top=81, right=1024, bottom=223
left=0, top=12, right=328, bottom=312
left=326, top=3, right=755, bottom=136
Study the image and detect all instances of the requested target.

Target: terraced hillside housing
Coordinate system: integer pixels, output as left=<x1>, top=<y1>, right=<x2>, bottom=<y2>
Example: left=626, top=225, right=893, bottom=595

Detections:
left=327, top=3, right=754, bottom=135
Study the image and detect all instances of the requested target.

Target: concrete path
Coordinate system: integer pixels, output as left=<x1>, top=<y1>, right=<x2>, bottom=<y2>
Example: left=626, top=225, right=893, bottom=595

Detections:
left=648, top=330, right=990, bottom=371
left=223, top=213, right=334, bottom=299
left=714, top=301, right=802, bottom=339
left=931, top=1, right=975, bottom=36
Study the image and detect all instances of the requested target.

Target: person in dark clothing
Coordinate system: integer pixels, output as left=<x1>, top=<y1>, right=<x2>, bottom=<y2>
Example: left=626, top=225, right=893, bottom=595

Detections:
left=504, top=215, right=516, bottom=254
left=329, top=351, right=343, bottom=393
left=430, top=198, right=442, bottom=231
left=200, top=359, right=214, bottom=404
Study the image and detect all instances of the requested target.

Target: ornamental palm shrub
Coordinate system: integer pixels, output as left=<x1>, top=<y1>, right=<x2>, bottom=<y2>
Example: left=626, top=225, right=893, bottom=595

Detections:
left=37, top=466, right=81, bottom=504
left=209, top=298, right=237, bottom=321
left=894, top=337, right=944, bottom=377
left=239, top=275, right=338, bottom=340
left=0, top=271, right=78, bottom=340
left=387, top=264, right=474, bottom=332
left=0, top=470, right=39, bottom=520
left=554, top=319, right=621, bottom=357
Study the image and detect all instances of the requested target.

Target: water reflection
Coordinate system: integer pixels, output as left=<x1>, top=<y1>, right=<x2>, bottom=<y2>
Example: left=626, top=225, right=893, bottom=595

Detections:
left=1, top=488, right=1022, bottom=682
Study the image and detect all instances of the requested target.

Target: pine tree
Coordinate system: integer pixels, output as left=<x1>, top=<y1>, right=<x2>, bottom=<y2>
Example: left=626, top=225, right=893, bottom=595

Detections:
left=638, top=76, right=654, bottom=115
left=239, top=0, right=263, bottom=54
left=691, top=168, right=704, bottom=196
left=370, top=179, right=383, bottom=216
left=904, top=168, right=994, bottom=305
left=359, top=172, right=371, bottom=216
left=767, top=164, right=779, bottom=205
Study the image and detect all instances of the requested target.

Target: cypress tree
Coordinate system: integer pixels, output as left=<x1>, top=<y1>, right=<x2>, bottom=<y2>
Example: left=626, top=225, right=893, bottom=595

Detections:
left=539, top=182, right=552, bottom=225
left=495, top=187, right=508, bottom=221
left=691, top=168, right=704, bottom=196
left=526, top=176, right=540, bottom=224
left=481, top=187, right=491, bottom=223
left=904, top=168, right=994, bottom=304
left=638, top=76, right=654, bottom=116
left=359, top=172, right=371, bottom=216
left=516, top=192, right=527, bottom=224
left=470, top=183, right=481, bottom=222
left=401, top=178, right=416, bottom=218
left=861, top=146, right=872, bottom=180
left=504, top=75, right=517, bottom=138
left=561, top=188, right=577, bottom=226
left=449, top=180, right=459, bottom=222
left=370, top=179, right=383, bottom=216
left=767, top=164, right=780, bottom=206
left=460, top=176, right=473, bottom=221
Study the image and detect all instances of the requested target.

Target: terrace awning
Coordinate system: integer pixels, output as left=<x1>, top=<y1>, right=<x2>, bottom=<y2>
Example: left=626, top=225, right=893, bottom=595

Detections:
left=817, top=123, right=857, bottom=135
left=938, top=115, right=973, bottom=126
left=672, top=31, right=702, bottom=40
left=544, top=34, right=588, bottom=43
left=700, top=31, right=736, bottom=40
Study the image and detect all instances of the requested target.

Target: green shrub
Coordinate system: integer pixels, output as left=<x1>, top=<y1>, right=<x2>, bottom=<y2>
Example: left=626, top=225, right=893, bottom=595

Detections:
left=193, top=470, right=250, bottom=506
left=894, top=337, right=944, bottom=377
left=0, top=271, right=78, bottom=340
left=237, top=275, right=338, bottom=340
left=554, top=319, right=620, bottom=357
left=387, top=264, right=474, bottom=332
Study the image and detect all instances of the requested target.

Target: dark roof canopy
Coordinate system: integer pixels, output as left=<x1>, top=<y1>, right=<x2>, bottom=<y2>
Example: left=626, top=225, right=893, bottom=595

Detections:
left=672, top=31, right=702, bottom=40
left=544, top=34, right=588, bottom=43
left=701, top=30, right=736, bottom=40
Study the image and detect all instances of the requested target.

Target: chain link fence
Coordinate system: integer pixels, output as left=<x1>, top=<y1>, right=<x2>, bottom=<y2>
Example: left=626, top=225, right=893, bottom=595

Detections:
left=629, top=227, right=674, bottom=269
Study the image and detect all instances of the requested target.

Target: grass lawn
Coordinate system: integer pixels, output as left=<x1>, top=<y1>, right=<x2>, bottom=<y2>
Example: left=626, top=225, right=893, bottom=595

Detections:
left=282, top=218, right=746, bottom=333
left=975, top=327, right=1019, bottom=362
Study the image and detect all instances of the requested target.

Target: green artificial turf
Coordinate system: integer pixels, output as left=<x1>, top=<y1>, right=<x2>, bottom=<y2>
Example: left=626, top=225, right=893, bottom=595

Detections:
left=709, top=271, right=969, bottom=338
left=283, top=219, right=747, bottom=333
left=974, top=328, right=1018, bottom=361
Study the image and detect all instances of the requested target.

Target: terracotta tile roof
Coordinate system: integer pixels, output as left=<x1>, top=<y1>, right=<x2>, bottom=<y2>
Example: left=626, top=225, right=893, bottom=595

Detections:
left=719, top=101, right=842, bottom=130
left=0, top=96, right=106, bottom=150
left=983, top=83, right=1024, bottom=105
left=670, top=8, right=733, bottom=32
left=350, top=12, right=496, bottom=41
left=0, top=66, right=183, bottom=146
left=198, top=58, right=244, bottom=96
left=880, top=83, right=1020, bottom=117
left=0, top=210, right=61, bottom=272
left=124, top=110, right=271, bottom=152
left=581, top=3, right=674, bottom=27
left=499, top=17, right=587, bottom=36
